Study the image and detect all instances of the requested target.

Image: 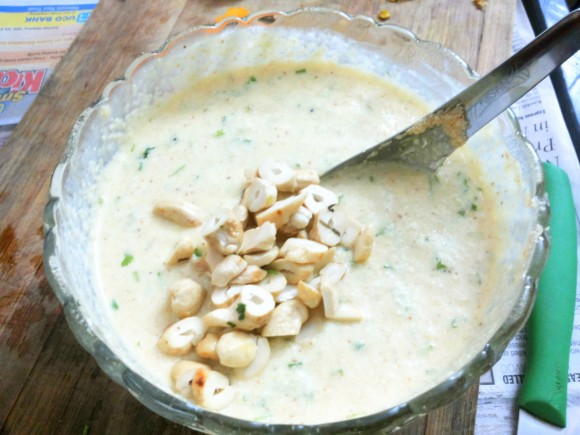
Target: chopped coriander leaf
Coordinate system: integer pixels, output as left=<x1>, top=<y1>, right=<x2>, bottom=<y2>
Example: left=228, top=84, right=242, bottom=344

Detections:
left=170, top=164, right=186, bottom=176
left=375, top=228, right=387, bottom=237
left=236, top=303, right=246, bottom=320
left=435, top=258, right=449, bottom=271
left=82, top=424, right=90, bottom=435
left=141, top=147, right=155, bottom=159
left=471, top=203, right=478, bottom=211
left=247, top=75, right=257, bottom=84
left=353, top=342, right=365, bottom=351
left=193, top=247, right=203, bottom=258
left=288, top=360, right=303, bottom=368
left=451, top=319, right=459, bottom=328
left=215, top=129, right=225, bottom=137
left=295, top=68, right=307, bottom=74
left=227, top=321, right=237, bottom=328
left=121, top=254, right=134, bottom=267
left=130, top=144, right=136, bottom=152
left=138, top=161, right=144, bottom=171
left=97, top=197, right=104, bottom=205
left=266, top=269, right=279, bottom=275
left=335, top=368, right=344, bottom=376
left=111, top=299, right=119, bottom=310
left=458, top=209, right=466, bottom=216
left=133, top=271, right=140, bottom=282
left=383, top=264, right=393, bottom=270
left=337, top=193, right=344, bottom=204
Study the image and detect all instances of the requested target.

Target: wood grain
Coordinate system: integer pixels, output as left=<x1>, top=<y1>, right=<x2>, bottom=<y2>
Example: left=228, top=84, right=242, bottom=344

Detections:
left=0, top=0, right=515, bottom=433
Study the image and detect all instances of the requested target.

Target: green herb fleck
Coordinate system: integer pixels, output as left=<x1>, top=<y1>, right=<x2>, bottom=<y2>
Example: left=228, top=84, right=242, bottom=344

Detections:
left=132, top=271, right=140, bottom=282
left=369, top=175, right=375, bottom=183
left=215, top=129, right=225, bottom=137
left=247, top=75, right=257, bottom=84
left=266, top=269, right=279, bottom=275
left=227, top=321, right=237, bottom=328
left=141, top=147, right=155, bottom=159
left=353, top=342, right=365, bottom=351
left=451, top=319, right=459, bottom=328
left=471, top=203, right=478, bottom=211
left=97, top=197, right=104, bottom=205
left=383, top=264, right=393, bottom=270
left=334, top=368, right=344, bottom=376
left=295, top=68, right=307, bottom=74
left=337, top=193, right=344, bottom=204
left=82, top=424, right=90, bottom=435
left=130, top=144, right=136, bottom=152
left=236, top=303, right=246, bottom=320
left=138, top=161, right=144, bottom=171
left=111, top=299, right=119, bottom=310
left=288, top=360, right=303, bottom=368
left=121, top=254, right=133, bottom=267
left=193, top=247, right=203, bottom=258
left=170, top=164, right=186, bottom=176
left=376, top=227, right=387, bottom=237
left=435, top=258, right=449, bottom=271
left=458, top=209, right=466, bottom=216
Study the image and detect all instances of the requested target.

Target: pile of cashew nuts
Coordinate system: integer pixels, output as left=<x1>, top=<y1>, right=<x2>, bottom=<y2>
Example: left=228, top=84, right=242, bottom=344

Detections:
left=153, top=160, right=374, bottom=411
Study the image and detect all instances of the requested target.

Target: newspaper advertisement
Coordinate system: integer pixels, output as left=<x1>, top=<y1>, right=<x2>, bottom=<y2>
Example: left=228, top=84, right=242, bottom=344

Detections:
left=0, top=0, right=97, bottom=146
left=475, top=1, right=580, bottom=433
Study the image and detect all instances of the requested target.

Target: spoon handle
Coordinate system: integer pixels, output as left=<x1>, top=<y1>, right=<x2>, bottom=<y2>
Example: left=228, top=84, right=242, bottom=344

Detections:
left=448, top=8, right=580, bottom=138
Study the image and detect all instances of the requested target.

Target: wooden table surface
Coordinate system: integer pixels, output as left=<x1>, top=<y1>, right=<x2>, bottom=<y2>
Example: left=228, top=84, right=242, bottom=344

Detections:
left=0, top=1, right=516, bottom=433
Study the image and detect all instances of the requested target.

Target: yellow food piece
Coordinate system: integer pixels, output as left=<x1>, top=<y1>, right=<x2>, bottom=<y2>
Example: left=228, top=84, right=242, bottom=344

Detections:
left=378, top=10, right=391, bottom=21
left=214, top=7, right=250, bottom=23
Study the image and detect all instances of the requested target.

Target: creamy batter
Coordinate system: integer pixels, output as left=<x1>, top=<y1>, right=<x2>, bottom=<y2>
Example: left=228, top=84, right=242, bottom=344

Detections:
left=94, top=62, right=501, bottom=424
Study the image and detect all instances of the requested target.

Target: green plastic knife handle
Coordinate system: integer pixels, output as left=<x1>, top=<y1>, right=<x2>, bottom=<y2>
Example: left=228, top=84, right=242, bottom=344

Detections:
left=518, top=162, right=577, bottom=427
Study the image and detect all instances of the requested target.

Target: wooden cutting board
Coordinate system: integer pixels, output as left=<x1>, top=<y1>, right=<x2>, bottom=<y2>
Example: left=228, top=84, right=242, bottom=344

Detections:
left=0, top=1, right=515, bottom=433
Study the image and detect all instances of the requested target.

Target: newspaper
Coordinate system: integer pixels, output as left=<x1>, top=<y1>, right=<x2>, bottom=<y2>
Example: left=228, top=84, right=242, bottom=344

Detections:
left=0, top=0, right=97, bottom=146
left=475, top=1, right=580, bottom=433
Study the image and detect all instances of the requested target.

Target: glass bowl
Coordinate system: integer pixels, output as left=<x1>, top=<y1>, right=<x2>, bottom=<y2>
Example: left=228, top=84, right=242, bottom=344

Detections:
left=43, top=8, right=549, bottom=434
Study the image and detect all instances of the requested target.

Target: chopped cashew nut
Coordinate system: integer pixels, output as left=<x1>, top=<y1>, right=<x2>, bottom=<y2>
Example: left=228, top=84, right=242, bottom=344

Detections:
left=294, top=169, right=320, bottom=190
left=301, top=185, right=339, bottom=214
left=340, top=217, right=362, bottom=248
left=353, top=225, right=374, bottom=263
left=254, top=192, right=306, bottom=229
left=280, top=238, right=329, bottom=264
left=171, top=360, right=210, bottom=397
left=269, top=259, right=314, bottom=284
left=313, top=247, right=336, bottom=273
left=169, top=278, right=206, bottom=318
left=158, top=316, right=208, bottom=356
left=236, top=337, right=270, bottom=379
left=203, top=285, right=275, bottom=330
left=190, top=367, right=235, bottom=410
left=258, top=160, right=297, bottom=192
left=320, top=262, right=348, bottom=282
left=262, top=299, right=309, bottom=337
left=232, top=204, right=249, bottom=227
left=274, top=285, right=298, bottom=303
left=242, top=178, right=277, bottom=212
left=238, top=222, right=276, bottom=254
left=167, top=237, right=197, bottom=266
left=230, top=265, right=268, bottom=285
left=297, top=280, right=322, bottom=308
left=153, top=200, right=203, bottom=227
left=191, top=246, right=224, bottom=273
left=216, top=331, right=258, bottom=368
left=257, top=272, right=287, bottom=295
left=196, top=332, right=220, bottom=361
left=288, top=206, right=313, bottom=230
left=243, top=246, right=280, bottom=267
left=202, top=213, right=244, bottom=255
left=211, top=285, right=243, bottom=308
left=296, top=229, right=308, bottom=239
left=308, top=213, right=341, bottom=247
left=211, top=255, right=247, bottom=287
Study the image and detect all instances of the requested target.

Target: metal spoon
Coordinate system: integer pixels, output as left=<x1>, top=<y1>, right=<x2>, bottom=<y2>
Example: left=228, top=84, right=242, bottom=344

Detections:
left=323, top=9, right=580, bottom=177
